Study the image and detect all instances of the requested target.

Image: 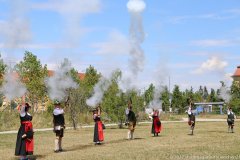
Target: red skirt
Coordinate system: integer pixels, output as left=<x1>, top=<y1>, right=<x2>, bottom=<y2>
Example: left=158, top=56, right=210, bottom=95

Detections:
left=94, top=121, right=104, bottom=142
left=22, top=121, right=34, bottom=153
left=152, top=117, right=162, bottom=134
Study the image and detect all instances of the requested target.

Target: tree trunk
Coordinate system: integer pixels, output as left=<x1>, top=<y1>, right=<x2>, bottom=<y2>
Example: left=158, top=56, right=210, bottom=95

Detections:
left=70, top=105, right=77, bottom=130
left=118, top=119, right=123, bottom=129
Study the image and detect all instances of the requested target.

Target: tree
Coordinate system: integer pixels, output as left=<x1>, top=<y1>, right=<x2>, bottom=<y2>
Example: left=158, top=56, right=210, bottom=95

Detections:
left=16, top=51, right=48, bottom=111
left=171, top=85, right=184, bottom=113
left=102, top=71, right=122, bottom=127
left=230, top=81, right=240, bottom=114
left=160, top=86, right=170, bottom=112
left=66, top=67, right=81, bottom=130
left=0, top=54, right=7, bottom=106
left=203, top=86, right=209, bottom=101
left=208, top=88, right=217, bottom=102
left=144, top=83, right=155, bottom=105
left=0, top=54, right=7, bottom=85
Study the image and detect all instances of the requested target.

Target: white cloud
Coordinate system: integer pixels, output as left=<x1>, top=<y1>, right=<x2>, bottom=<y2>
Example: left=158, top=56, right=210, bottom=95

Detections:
left=191, top=39, right=238, bottom=47
left=0, top=42, right=73, bottom=49
left=193, top=56, right=228, bottom=74
left=31, top=0, right=101, bottom=15
left=169, top=9, right=240, bottom=24
left=92, top=31, right=130, bottom=55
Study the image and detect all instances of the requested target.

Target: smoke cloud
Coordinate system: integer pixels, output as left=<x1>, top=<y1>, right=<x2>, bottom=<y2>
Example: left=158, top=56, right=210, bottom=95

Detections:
left=1, top=68, right=27, bottom=101
left=0, top=0, right=31, bottom=49
left=45, top=58, right=78, bottom=101
left=116, top=0, right=146, bottom=92
left=218, top=85, right=231, bottom=103
left=127, top=0, right=146, bottom=13
left=147, top=87, right=164, bottom=111
left=127, top=0, right=146, bottom=76
left=86, top=77, right=111, bottom=108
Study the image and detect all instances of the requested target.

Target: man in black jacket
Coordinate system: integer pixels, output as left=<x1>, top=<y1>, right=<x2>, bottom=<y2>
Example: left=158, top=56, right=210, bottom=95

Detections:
left=126, top=103, right=136, bottom=140
left=53, top=100, right=65, bottom=152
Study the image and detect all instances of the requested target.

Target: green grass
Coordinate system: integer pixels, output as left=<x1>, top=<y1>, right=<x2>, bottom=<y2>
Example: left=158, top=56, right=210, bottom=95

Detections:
left=0, top=121, right=240, bottom=160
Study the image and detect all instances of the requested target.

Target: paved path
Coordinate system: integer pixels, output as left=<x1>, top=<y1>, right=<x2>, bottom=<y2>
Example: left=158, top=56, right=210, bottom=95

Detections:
left=0, top=118, right=238, bottom=135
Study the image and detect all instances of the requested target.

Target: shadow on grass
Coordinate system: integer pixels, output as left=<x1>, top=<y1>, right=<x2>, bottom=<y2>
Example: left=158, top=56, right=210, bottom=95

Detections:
left=65, top=137, right=146, bottom=152
left=65, top=144, right=94, bottom=152
left=207, top=130, right=228, bottom=133
left=133, top=138, right=145, bottom=140
left=17, top=155, right=47, bottom=160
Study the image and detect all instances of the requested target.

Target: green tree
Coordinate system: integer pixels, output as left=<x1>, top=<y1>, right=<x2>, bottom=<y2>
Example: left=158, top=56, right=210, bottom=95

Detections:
left=16, top=51, right=48, bottom=111
left=171, top=85, right=184, bottom=113
left=230, top=81, right=240, bottom=114
left=144, top=83, right=155, bottom=105
left=0, top=54, right=7, bottom=106
left=208, top=88, right=217, bottom=102
left=0, top=54, right=7, bottom=86
left=203, top=86, right=209, bottom=101
left=102, top=71, right=122, bottom=126
left=160, top=86, right=170, bottom=112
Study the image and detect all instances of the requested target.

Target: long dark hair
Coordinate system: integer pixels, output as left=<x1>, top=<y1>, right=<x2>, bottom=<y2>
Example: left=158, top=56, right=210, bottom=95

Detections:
left=25, top=103, right=31, bottom=112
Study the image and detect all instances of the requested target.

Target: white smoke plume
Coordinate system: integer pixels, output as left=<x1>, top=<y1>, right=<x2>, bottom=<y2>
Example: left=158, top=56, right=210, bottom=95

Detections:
left=127, top=0, right=146, bottom=76
left=1, top=69, right=27, bottom=101
left=118, top=71, right=137, bottom=92
left=146, top=59, right=169, bottom=112
left=218, top=84, right=231, bottom=103
left=86, top=77, right=111, bottom=108
left=147, top=87, right=164, bottom=111
left=45, top=58, right=78, bottom=101
left=0, top=0, right=31, bottom=49
left=117, top=0, right=146, bottom=92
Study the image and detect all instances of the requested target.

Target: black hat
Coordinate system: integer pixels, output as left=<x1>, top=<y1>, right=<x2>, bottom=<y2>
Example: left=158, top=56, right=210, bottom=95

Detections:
left=54, top=100, right=61, bottom=105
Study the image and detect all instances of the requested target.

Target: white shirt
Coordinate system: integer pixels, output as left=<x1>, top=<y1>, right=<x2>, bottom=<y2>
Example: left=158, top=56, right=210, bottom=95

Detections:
left=187, top=106, right=192, bottom=115
left=125, top=108, right=130, bottom=115
left=53, top=107, right=64, bottom=116
left=20, top=105, right=31, bottom=117
left=227, top=110, right=236, bottom=119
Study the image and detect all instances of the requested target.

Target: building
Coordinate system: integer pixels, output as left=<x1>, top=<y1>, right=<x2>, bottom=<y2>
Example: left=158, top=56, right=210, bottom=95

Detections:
left=47, top=70, right=85, bottom=80
left=232, top=66, right=240, bottom=82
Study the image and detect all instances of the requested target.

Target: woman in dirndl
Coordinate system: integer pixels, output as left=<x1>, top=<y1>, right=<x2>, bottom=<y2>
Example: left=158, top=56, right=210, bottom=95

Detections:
left=151, top=109, right=162, bottom=136
left=93, top=105, right=104, bottom=145
left=15, top=103, right=34, bottom=160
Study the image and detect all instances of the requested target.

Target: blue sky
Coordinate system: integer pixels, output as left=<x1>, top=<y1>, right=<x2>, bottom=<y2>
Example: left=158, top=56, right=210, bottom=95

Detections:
left=0, top=0, right=240, bottom=91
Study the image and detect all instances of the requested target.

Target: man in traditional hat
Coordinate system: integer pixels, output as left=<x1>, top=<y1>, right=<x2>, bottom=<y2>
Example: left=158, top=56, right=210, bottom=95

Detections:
left=53, top=100, right=65, bottom=152
left=227, top=107, right=236, bottom=133
left=125, top=102, right=136, bottom=140
left=187, top=99, right=195, bottom=135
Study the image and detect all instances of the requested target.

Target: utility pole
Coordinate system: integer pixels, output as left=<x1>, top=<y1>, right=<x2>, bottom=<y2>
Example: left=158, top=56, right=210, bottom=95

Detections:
left=168, top=76, right=172, bottom=113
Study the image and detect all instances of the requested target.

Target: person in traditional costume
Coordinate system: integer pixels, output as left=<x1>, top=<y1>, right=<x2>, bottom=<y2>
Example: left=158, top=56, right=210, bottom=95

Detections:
left=187, top=100, right=195, bottom=135
left=151, top=109, right=162, bottom=136
left=125, top=102, right=136, bottom=140
left=93, top=105, right=104, bottom=145
left=53, top=100, right=65, bottom=152
left=15, top=103, right=34, bottom=160
left=227, top=107, right=236, bottom=133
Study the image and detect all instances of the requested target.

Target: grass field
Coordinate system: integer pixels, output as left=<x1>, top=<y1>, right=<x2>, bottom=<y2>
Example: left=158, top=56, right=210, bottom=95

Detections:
left=0, top=121, right=240, bottom=160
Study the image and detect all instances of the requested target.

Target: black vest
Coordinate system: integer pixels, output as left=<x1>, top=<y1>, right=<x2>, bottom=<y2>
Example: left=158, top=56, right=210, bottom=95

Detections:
left=53, top=114, right=65, bottom=126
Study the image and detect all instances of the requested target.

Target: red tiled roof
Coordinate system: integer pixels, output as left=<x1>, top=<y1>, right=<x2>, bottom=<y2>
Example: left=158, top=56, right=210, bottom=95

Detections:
left=78, top=73, right=85, bottom=80
left=4, top=70, right=85, bottom=80
left=232, top=66, right=240, bottom=77
left=48, top=70, right=85, bottom=80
